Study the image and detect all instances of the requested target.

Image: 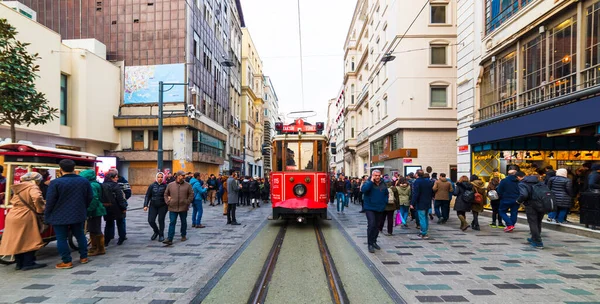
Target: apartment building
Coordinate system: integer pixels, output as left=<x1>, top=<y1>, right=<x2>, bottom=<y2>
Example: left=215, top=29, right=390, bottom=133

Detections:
left=341, top=0, right=458, bottom=178
left=458, top=0, right=600, bottom=180
left=262, top=76, right=280, bottom=174
left=0, top=3, right=120, bottom=156
left=241, top=27, right=265, bottom=178
left=227, top=0, right=244, bottom=174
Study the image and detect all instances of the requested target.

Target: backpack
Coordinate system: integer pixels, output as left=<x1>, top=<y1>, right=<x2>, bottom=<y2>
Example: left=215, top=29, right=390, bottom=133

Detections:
left=531, top=182, right=555, bottom=213
left=100, top=183, right=116, bottom=208
left=487, top=190, right=499, bottom=200
left=462, top=188, right=475, bottom=204
left=387, top=189, right=395, bottom=205
left=474, top=192, right=484, bottom=204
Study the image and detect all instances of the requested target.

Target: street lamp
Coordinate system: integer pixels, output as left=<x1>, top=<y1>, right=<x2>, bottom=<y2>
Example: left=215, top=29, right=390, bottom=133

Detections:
left=381, top=52, right=396, bottom=64
left=157, top=81, right=189, bottom=172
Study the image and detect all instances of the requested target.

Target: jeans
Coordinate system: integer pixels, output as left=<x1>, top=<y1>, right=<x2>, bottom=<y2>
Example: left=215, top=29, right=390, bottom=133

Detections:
left=417, top=210, right=429, bottom=236
left=399, top=206, right=410, bottom=225
left=344, top=193, right=350, bottom=207
left=434, top=200, right=450, bottom=220
left=525, top=205, right=544, bottom=243
left=217, top=192, right=223, bottom=204
left=105, top=218, right=126, bottom=242
left=336, top=192, right=345, bottom=212
left=499, top=202, right=520, bottom=226
left=490, top=199, right=503, bottom=225
left=192, top=200, right=204, bottom=225
left=148, top=204, right=168, bottom=236
left=365, top=210, right=384, bottom=245
left=378, top=210, right=395, bottom=234
left=167, top=211, right=188, bottom=240
left=54, top=222, right=87, bottom=263
left=548, top=207, right=569, bottom=223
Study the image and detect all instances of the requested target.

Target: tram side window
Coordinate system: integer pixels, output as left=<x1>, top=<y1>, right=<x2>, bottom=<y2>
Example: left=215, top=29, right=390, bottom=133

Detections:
left=317, top=141, right=323, bottom=171
left=275, top=141, right=283, bottom=171
left=302, top=142, right=314, bottom=170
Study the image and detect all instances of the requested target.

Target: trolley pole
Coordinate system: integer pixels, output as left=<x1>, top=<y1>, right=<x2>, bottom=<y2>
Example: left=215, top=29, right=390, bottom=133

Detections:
left=158, top=81, right=164, bottom=172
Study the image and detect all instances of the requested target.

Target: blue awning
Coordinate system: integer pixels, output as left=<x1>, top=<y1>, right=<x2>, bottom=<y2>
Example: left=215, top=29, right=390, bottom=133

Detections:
left=469, top=96, right=600, bottom=145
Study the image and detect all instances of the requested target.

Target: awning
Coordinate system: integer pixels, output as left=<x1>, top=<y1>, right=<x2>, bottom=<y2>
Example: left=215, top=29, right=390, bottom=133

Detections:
left=469, top=95, right=600, bottom=145
left=230, top=156, right=244, bottom=163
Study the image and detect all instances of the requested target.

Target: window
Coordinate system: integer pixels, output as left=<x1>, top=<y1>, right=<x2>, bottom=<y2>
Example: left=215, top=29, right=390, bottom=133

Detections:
left=485, top=0, right=534, bottom=34
left=383, top=96, right=388, bottom=117
left=351, top=57, right=355, bottom=71
left=376, top=103, right=381, bottom=121
left=431, top=4, right=447, bottom=24
left=431, top=45, right=447, bottom=65
left=132, top=130, right=144, bottom=150
left=371, top=139, right=384, bottom=156
left=585, top=1, right=600, bottom=87
left=351, top=116, right=355, bottom=138
left=549, top=16, right=577, bottom=92
left=60, top=74, right=67, bottom=125
left=430, top=86, right=448, bottom=107
left=193, top=32, right=200, bottom=59
left=351, top=84, right=355, bottom=104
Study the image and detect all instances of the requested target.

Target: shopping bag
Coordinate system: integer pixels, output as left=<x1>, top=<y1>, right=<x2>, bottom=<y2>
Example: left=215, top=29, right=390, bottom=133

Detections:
left=395, top=211, right=403, bottom=226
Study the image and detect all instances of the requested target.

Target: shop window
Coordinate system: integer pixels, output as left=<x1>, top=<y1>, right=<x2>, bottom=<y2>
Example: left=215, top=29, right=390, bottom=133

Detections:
left=132, top=131, right=144, bottom=150
left=431, top=45, right=447, bottom=65
left=430, top=4, right=447, bottom=24
left=430, top=86, right=448, bottom=107
left=585, top=1, right=600, bottom=87
left=60, top=74, right=68, bottom=126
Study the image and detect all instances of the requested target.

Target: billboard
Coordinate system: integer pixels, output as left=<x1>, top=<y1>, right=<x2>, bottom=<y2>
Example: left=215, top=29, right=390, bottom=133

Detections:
left=124, top=63, right=185, bottom=104
left=96, top=156, right=117, bottom=183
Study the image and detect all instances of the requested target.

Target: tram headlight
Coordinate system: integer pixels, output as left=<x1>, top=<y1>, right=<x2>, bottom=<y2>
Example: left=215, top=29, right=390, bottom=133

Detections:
left=293, top=184, right=307, bottom=197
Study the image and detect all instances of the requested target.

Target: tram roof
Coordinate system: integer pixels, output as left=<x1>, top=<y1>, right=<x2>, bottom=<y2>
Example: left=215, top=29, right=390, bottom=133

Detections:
left=0, top=143, right=97, bottom=160
left=272, top=134, right=329, bottom=141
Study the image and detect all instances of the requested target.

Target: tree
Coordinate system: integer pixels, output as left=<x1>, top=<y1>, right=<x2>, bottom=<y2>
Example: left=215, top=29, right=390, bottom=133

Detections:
left=0, top=18, right=57, bottom=143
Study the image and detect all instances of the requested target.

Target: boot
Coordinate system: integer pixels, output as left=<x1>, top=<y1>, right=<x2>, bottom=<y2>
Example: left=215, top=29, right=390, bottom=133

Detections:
left=90, top=235, right=106, bottom=256
left=87, top=234, right=98, bottom=256
left=458, top=215, right=468, bottom=231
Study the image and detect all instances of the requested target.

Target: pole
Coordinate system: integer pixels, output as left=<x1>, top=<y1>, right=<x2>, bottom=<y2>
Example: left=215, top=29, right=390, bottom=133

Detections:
left=158, top=81, right=164, bottom=172
left=242, top=135, right=246, bottom=176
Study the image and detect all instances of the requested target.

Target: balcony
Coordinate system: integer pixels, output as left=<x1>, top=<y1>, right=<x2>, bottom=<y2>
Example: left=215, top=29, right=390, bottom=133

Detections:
left=357, top=128, right=369, bottom=144
left=356, top=84, right=369, bottom=105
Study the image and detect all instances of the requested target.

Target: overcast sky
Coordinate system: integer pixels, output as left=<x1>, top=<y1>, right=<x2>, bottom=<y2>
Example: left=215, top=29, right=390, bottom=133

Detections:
left=241, top=0, right=356, bottom=123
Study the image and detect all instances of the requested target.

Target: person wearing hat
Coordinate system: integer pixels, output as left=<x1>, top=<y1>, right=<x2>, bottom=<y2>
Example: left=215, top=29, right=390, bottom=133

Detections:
left=547, top=168, right=573, bottom=223
left=0, top=172, right=47, bottom=270
left=163, top=170, right=194, bottom=245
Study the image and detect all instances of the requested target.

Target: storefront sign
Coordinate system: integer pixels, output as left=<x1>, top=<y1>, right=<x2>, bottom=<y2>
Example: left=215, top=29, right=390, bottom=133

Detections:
left=403, top=158, right=413, bottom=164
left=372, top=148, right=418, bottom=162
left=474, top=153, right=495, bottom=161
left=458, top=145, right=469, bottom=153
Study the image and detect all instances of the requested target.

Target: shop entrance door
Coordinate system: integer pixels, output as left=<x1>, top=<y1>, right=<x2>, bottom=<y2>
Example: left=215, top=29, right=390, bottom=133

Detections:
left=450, top=165, right=457, bottom=182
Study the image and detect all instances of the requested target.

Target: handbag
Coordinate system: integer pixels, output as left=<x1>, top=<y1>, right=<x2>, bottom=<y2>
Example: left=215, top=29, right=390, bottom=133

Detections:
left=395, top=211, right=403, bottom=226
left=487, top=190, right=499, bottom=200
left=17, top=193, right=49, bottom=234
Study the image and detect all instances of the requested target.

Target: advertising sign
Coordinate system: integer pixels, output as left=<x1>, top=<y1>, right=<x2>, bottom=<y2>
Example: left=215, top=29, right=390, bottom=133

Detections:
left=124, top=63, right=185, bottom=104
left=95, top=156, right=117, bottom=183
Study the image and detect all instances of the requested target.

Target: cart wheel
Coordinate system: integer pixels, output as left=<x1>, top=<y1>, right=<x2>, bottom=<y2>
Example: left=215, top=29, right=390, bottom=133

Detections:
left=68, top=231, right=90, bottom=251
left=0, top=255, right=15, bottom=265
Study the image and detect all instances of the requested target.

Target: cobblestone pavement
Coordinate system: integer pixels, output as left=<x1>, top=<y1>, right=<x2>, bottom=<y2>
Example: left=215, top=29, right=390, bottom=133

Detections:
left=329, top=202, right=600, bottom=304
left=0, top=196, right=272, bottom=304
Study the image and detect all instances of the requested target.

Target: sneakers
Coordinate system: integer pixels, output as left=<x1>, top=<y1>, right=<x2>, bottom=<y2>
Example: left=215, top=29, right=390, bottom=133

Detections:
left=158, top=236, right=165, bottom=242
left=368, top=244, right=375, bottom=253
left=504, top=225, right=515, bottom=232
left=162, top=239, right=173, bottom=245
left=531, top=242, right=544, bottom=249
left=489, top=223, right=498, bottom=228
left=55, top=262, right=73, bottom=269
left=151, top=233, right=159, bottom=240
left=497, top=224, right=506, bottom=228
left=80, top=258, right=89, bottom=264
left=422, top=235, right=430, bottom=240
left=196, top=225, right=206, bottom=228
left=181, top=236, right=187, bottom=242
left=372, top=243, right=381, bottom=250
left=546, top=218, right=554, bottom=222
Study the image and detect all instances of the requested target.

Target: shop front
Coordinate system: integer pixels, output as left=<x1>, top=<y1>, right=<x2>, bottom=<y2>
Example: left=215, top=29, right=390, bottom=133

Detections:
left=371, top=148, right=419, bottom=176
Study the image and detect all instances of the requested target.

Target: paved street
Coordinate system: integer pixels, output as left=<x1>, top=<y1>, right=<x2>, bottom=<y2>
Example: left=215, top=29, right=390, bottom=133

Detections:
left=0, top=196, right=271, bottom=304
left=329, top=202, right=600, bottom=304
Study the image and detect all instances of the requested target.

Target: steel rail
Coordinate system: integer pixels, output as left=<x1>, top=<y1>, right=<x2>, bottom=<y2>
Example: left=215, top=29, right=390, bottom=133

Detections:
left=247, top=223, right=287, bottom=304
left=314, top=221, right=349, bottom=304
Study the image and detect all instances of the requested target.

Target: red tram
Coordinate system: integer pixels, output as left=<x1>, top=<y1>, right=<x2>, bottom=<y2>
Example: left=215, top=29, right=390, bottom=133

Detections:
left=267, top=118, right=332, bottom=222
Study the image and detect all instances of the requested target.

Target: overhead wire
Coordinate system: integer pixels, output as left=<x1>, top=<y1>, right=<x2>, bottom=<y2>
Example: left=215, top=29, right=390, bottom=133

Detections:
left=297, top=0, right=306, bottom=110
left=386, top=0, right=431, bottom=56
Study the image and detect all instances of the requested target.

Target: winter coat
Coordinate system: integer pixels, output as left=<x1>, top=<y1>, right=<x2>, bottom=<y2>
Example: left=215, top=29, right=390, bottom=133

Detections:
left=517, top=175, right=541, bottom=206
left=433, top=177, right=453, bottom=201
left=165, top=181, right=194, bottom=212
left=103, top=179, right=128, bottom=221
left=207, top=178, right=218, bottom=191
left=385, top=186, right=400, bottom=212
left=44, top=174, right=93, bottom=225
left=548, top=176, right=573, bottom=208
left=222, top=180, right=228, bottom=203
left=144, top=182, right=168, bottom=208
left=117, top=176, right=132, bottom=200
left=471, top=180, right=485, bottom=213
left=411, top=177, right=434, bottom=211
left=544, top=170, right=556, bottom=185
left=192, top=179, right=208, bottom=201
left=361, top=180, right=389, bottom=212
left=335, top=180, right=346, bottom=193
left=79, top=170, right=107, bottom=218
left=227, top=177, right=241, bottom=205
left=453, top=182, right=473, bottom=212
left=497, top=174, right=520, bottom=204
left=397, top=184, right=411, bottom=206
left=0, top=182, right=45, bottom=255
left=589, top=167, right=600, bottom=191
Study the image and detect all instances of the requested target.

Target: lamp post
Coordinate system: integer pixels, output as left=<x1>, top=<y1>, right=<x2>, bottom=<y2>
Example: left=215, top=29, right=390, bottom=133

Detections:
left=157, top=81, right=189, bottom=172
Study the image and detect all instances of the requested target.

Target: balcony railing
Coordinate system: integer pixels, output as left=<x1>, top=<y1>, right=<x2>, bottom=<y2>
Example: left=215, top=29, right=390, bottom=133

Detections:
left=478, top=72, right=578, bottom=122
left=356, top=84, right=369, bottom=104
left=583, top=64, right=600, bottom=89
left=357, top=128, right=369, bottom=144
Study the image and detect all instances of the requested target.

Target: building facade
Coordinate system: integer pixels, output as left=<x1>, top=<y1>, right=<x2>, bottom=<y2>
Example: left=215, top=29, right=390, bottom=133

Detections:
left=341, top=0, right=458, bottom=179
left=0, top=3, right=120, bottom=156
left=458, top=0, right=600, bottom=182
left=241, top=27, right=265, bottom=178
left=14, top=0, right=239, bottom=192
left=262, top=76, right=280, bottom=174
left=226, top=0, right=244, bottom=175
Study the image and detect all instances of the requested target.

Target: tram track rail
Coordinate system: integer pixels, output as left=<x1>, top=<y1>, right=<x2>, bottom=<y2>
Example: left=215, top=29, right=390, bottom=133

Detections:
left=247, top=220, right=349, bottom=304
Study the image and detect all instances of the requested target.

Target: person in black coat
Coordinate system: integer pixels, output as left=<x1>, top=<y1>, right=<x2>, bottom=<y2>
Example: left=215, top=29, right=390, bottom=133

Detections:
left=453, top=176, right=473, bottom=231
left=144, top=172, right=168, bottom=242
left=249, top=177, right=260, bottom=208
left=103, top=172, right=128, bottom=246
left=547, top=168, right=573, bottom=223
